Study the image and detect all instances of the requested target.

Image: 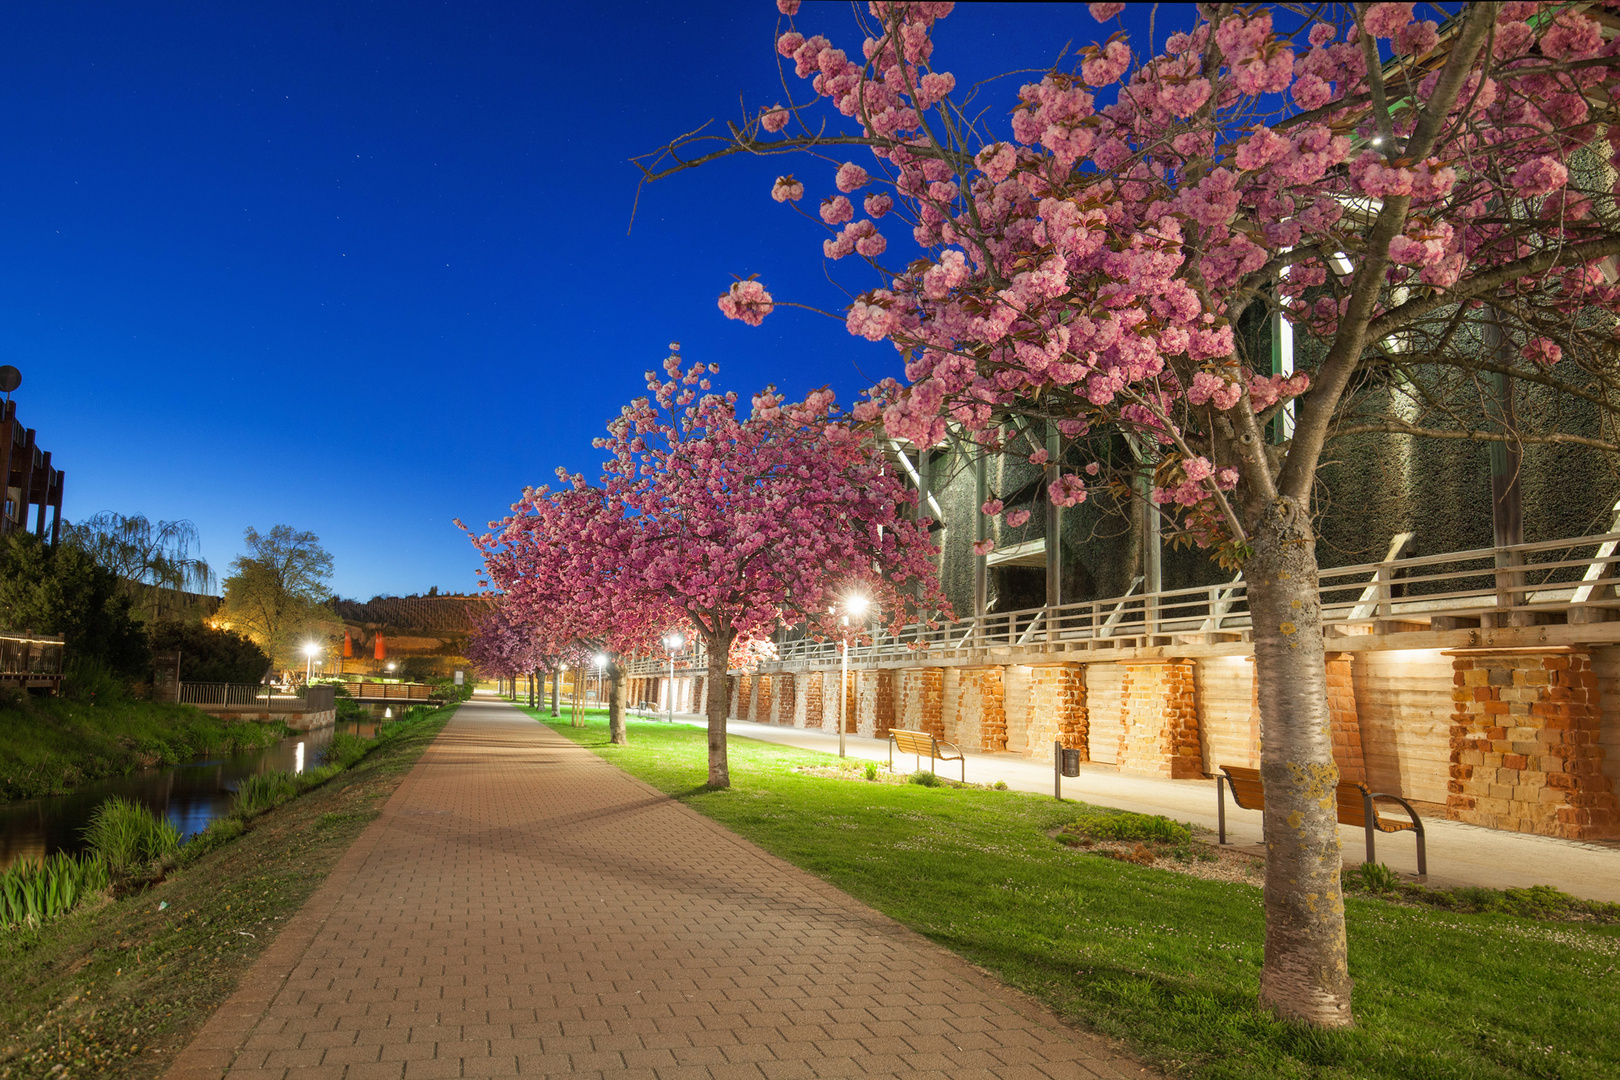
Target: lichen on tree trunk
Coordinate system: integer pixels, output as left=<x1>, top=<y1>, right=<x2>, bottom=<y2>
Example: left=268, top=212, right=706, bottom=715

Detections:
left=703, top=632, right=733, bottom=787
left=1246, top=495, right=1354, bottom=1027
left=607, top=658, right=628, bottom=745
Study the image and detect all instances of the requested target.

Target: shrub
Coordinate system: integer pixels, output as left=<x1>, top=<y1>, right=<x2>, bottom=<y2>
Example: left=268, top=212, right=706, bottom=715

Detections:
left=0, top=851, right=110, bottom=928
left=863, top=762, right=879, bottom=781
left=908, top=770, right=943, bottom=787
left=1347, top=861, right=1402, bottom=894
left=232, top=771, right=298, bottom=817
left=992, top=780, right=1008, bottom=790
left=1067, top=811, right=1192, bottom=845
left=82, top=796, right=181, bottom=870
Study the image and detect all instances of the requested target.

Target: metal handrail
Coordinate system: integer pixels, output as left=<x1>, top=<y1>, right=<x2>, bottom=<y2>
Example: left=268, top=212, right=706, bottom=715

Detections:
left=618, top=530, right=1620, bottom=674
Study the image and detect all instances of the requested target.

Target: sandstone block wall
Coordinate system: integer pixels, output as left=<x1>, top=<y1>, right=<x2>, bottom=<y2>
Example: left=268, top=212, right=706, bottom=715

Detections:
left=1449, top=649, right=1619, bottom=839
left=1025, top=664, right=1087, bottom=764
left=954, top=668, right=1008, bottom=752
left=1325, top=654, right=1367, bottom=784
left=1003, top=665, right=1033, bottom=755
left=1355, top=648, right=1453, bottom=803
left=773, top=673, right=795, bottom=725
left=898, top=669, right=945, bottom=739
left=1116, top=661, right=1202, bottom=779
left=755, top=674, right=772, bottom=726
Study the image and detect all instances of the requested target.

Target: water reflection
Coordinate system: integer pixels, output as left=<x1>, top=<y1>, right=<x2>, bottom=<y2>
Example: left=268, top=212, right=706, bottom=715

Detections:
left=0, top=720, right=381, bottom=871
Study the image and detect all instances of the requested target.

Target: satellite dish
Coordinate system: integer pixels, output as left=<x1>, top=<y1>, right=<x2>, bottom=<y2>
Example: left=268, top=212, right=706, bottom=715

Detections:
left=0, top=366, right=18, bottom=394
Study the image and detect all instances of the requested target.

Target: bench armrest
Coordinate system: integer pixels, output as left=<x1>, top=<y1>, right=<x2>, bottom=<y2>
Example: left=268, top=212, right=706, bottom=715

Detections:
left=1367, top=791, right=1424, bottom=832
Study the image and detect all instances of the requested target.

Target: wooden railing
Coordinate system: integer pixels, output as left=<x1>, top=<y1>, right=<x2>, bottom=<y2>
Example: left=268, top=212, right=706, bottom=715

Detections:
left=622, top=529, right=1620, bottom=674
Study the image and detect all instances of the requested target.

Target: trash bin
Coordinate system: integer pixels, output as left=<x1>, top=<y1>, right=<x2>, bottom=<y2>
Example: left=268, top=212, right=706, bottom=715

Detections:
left=1061, top=748, right=1082, bottom=777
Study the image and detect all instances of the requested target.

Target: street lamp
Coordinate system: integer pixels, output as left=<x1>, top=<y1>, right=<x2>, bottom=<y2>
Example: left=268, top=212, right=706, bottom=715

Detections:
left=303, top=641, right=319, bottom=684
left=663, top=633, right=684, bottom=723
left=594, top=653, right=607, bottom=705
left=839, top=594, right=870, bottom=758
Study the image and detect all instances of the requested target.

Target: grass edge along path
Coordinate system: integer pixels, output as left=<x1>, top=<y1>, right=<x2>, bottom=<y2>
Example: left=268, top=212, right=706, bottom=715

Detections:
left=0, top=703, right=457, bottom=1080
left=533, top=711, right=1620, bottom=1080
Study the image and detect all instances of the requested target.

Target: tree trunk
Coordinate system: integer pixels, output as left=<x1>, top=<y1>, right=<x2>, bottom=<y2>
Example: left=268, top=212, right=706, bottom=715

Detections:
left=550, top=666, right=560, bottom=717
left=1247, top=495, right=1354, bottom=1027
left=703, top=631, right=734, bottom=787
left=607, top=659, right=628, bottom=745
left=571, top=668, right=585, bottom=727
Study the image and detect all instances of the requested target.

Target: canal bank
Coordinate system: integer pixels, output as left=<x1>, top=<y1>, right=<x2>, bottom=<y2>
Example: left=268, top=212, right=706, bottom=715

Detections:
left=0, top=718, right=385, bottom=871
left=0, top=702, right=458, bottom=1080
left=0, top=695, right=290, bottom=803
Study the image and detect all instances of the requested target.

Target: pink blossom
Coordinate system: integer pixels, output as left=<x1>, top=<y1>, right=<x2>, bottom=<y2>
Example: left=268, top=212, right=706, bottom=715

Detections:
left=1006, top=509, right=1032, bottom=527
left=820, top=195, right=855, bottom=223
left=1362, top=3, right=1414, bottom=39
left=1522, top=338, right=1563, bottom=365
left=776, top=0, right=800, bottom=13
left=1511, top=157, right=1569, bottom=198
left=1308, top=23, right=1335, bottom=47
left=981, top=498, right=1004, bottom=516
left=717, top=280, right=775, bottom=326
left=864, top=193, right=893, bottom=218
left=1089, top=3, right=1125, bottom=20
left=771, top=175, right=805, bottom=202
left=776, top=31, right=804, bottom=58
left=972, top=538, right=996, bottom=556
left=1027, top=448, right=1049, bottom=465
left=917, top=71, right=956, bottom=107
left=1395, top=19, right=1438, bottom=55
left=976, top=142, right=1016, bottom=182
left=760, top=105, right=791, bottom=133
left=847, top=292, right=899, bottom=340
left=1049, top=475, right=1088, bottom=507
left=836, top=162, right=870, bottom=192
left=1081, top=40, right=1131, bottom=87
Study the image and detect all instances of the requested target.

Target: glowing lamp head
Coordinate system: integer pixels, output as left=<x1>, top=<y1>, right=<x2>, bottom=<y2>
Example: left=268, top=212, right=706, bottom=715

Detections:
left=845, top=594, right=870, bottom=617
left=594, top=653, right=607, bottom=668
left=665, top=632, right=684, bottom=650
left=303, top=642, right=319, bottom=657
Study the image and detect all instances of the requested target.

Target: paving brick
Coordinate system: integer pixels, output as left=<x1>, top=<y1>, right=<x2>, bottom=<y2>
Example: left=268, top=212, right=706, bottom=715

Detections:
left=161, top=701, right=1160, bottom=1080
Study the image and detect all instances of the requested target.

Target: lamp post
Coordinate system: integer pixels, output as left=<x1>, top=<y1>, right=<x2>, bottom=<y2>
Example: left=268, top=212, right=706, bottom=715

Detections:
left=594, top=653, right=607, bottom=706
left=839, top=594, right=870, bottom=759
left=303, top=642, right=319, bottom=685
left=664, top=633, right=684, bottom=723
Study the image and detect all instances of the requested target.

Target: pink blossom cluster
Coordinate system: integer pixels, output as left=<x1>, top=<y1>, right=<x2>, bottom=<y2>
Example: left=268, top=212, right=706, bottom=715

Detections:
left=717, top=280, right=774, bottom=326
left=740, top=1, right=1620, bottom=546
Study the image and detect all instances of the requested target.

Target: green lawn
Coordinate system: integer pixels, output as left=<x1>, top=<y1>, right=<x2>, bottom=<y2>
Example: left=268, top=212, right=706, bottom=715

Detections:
left=534, top=712, right=1620, bottom=1080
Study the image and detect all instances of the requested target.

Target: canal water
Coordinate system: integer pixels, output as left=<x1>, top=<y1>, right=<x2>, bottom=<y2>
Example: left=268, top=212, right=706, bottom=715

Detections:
left=0, top=720, right=383, bottom=871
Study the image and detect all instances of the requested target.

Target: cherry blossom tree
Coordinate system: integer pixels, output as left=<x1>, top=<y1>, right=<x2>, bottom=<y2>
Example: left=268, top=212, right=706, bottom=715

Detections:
left=639, top=1, right=1620, bottom=1026
left=472, top=347, right=947, bottom=785
left=465, top=483, right=677, bottom=746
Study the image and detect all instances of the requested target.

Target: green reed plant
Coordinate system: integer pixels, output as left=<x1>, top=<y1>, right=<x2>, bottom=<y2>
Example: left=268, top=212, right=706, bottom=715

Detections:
left=0, top=852, right=111, bottom=929
left=231, top=771, right=298, bottom=817
left=82, top=797, right=181, bottom=872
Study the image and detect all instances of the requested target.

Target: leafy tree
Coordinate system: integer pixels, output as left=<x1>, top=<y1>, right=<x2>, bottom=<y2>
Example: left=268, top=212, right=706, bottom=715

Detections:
left=217, top=525, right=337, bottom=669
left=0, top=531, right=149, bottom=679
left=61, top=512, right=215, bottom=621
left=644, top=1, right=1620, bottom=1025
left=147, top=618, right=270, bottom=684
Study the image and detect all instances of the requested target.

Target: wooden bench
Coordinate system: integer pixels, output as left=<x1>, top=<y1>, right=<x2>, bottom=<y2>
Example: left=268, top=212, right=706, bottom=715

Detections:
left=630, top=700, right=665, bottom=720
left=1217, top=765, right=1427, bottom=876
left=888, top=728, right=965, bottom=781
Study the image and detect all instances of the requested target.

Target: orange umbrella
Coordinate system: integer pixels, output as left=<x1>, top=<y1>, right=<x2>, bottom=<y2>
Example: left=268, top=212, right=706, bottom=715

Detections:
left=374, top=632, right=386, bottom=661
left=343, top=631, right=354, bottom=659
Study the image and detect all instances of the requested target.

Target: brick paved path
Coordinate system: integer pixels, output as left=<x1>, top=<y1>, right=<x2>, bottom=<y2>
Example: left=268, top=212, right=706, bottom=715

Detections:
left=167, top=700, right=1157, bottom=1080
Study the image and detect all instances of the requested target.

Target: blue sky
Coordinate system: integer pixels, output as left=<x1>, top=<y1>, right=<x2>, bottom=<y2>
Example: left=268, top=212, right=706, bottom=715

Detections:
left=2, top=1, right=1161, bottom=599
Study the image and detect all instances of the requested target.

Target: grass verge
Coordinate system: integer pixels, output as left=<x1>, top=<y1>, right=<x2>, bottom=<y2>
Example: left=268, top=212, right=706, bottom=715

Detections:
left=534, top=713, right=1620, bottom=1080
left=0, top=697, right=288, bottom=800
left=0, top=703, right=455, bottom=1079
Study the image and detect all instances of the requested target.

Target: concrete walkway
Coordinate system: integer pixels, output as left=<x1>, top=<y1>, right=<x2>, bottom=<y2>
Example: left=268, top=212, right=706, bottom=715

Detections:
left=167, top=700, right=1158, bottom=1080
left=644, top=713, right=1620, bottom=905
